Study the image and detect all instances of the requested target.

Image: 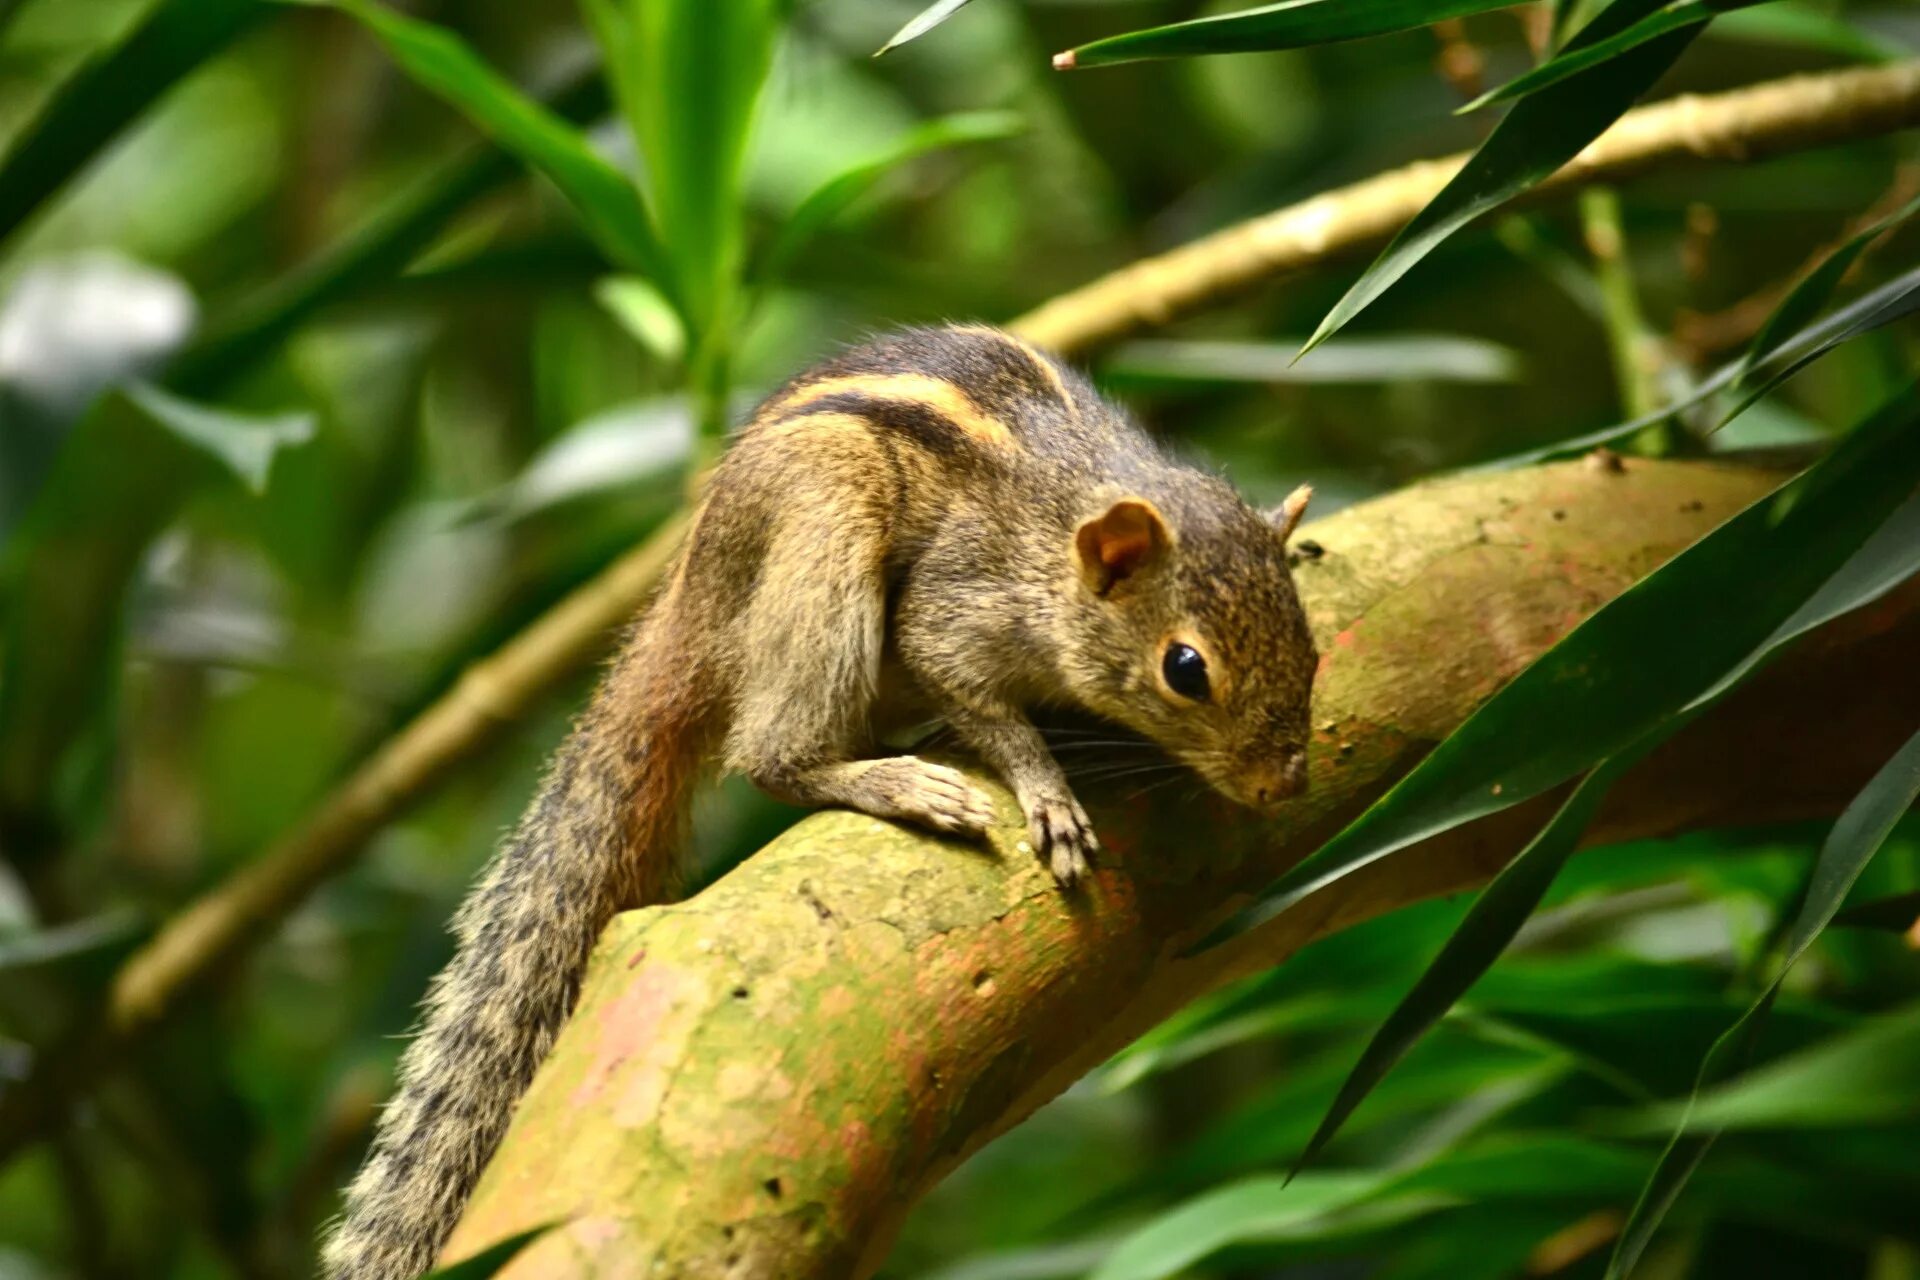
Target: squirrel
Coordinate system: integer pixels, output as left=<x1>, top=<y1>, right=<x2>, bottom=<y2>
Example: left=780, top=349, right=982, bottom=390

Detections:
left=322, top=324, right=1318, bottom=1279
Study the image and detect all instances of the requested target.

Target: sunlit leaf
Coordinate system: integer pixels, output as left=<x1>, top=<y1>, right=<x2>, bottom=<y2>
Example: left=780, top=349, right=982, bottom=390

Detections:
left=1206, top=379, right=1920, bottom=949
left=1303, top=0, right=1697, bottom=354
left=1054, top=0, right=1522, bottom=70
left=0, top=0, right=271, bottom=247
left=320, top=0, right=671, bottom=290
left=876, top=0, right=977, bottom=57
left=619, top=0, right=781, bottom=335
left=1606, top=726, right=1920, bottom=1277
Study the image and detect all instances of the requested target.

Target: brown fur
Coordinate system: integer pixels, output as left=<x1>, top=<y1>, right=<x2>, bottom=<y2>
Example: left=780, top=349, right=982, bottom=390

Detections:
left=323, top=325, right=1316, bottom=1278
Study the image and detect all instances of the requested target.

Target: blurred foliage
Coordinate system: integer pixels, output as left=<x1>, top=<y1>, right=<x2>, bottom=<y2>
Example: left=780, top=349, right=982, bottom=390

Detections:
left=1, top=0, right=1918, bottom=1277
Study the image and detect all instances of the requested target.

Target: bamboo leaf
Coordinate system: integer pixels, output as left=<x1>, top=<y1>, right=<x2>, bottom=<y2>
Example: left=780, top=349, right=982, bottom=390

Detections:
left=1055, top=0, right=1524, bottom=70
left=1606, top=727, right=1920, bottom=1277
left=1204, top=379, right=1920, bottom=949
left=620, top=0, right=781, bottom=335
left=1460, top=0, right=1727, bottom=112
left=1288, top=760, right=1634, bottom=1175
left=1730, top=189, right=1920, bottom=391
left=1490, top=260, right=1920, bottom=466
left=319, top=0, right=671, bottom=291
left=1303, top=0, right=1697, bottom=354
left=876, top=0, right=977, bottom=57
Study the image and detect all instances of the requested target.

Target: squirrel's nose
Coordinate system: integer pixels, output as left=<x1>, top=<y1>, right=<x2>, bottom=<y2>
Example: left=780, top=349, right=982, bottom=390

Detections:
left=1251, top=748, right=1309, bottom=809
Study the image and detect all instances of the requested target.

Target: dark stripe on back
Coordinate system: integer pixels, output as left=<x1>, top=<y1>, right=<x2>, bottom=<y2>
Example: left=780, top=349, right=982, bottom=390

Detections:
left=773, top=392, right=971, bottom=457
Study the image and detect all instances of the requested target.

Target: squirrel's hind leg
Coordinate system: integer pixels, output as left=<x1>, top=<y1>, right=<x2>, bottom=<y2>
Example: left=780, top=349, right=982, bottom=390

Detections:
left=720, top=480, right=998, bottom=841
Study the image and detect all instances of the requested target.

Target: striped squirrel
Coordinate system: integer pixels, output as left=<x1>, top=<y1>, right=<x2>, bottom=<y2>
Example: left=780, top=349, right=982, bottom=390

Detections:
left=323, top=324, right=1317, bottom=1279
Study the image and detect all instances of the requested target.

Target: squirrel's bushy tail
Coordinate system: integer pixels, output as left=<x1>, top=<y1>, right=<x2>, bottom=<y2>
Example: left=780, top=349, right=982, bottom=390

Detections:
left=322, top=584, right=710, bottom=1280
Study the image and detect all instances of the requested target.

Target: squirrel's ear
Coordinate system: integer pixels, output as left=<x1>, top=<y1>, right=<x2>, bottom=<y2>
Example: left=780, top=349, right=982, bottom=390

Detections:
left=1075, top=498, right=1173, bottom=595
left=1266, top=483, right=1313, bottom=545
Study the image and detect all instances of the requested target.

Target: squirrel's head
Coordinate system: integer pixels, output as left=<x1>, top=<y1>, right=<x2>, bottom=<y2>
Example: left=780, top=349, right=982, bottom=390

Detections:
left=1064, top=483, right=1318, bottom=815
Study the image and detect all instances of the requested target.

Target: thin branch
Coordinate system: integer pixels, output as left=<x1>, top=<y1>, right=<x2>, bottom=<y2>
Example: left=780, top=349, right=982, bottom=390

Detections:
left=1010, top=61, right=1920, bottom=355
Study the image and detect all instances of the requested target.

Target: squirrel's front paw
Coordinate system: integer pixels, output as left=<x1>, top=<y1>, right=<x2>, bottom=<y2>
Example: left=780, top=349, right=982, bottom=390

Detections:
left=1025, top=790, right=1098, bottom=885
left=868, top=757, right=999, bottom=838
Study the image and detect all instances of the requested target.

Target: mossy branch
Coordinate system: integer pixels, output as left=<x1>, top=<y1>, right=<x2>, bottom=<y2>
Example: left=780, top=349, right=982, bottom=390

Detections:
left=445, top=456, right=1920, bottom=1277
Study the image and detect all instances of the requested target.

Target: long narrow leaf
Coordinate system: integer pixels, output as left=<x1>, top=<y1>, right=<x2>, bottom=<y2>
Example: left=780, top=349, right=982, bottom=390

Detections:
left=1731, top=189, right=1920, bottom=389
left=0, top=0, right=271, bottom=247
left=876, top=0, right=977, bottom=57
left=1290, top=759, right=1634, bottom=1175
left=1285, top=471, right=1920, bottom=1172
left=1204, top=378, right=1920, bottom=949
left=1055, top=0, right=1521, bottom=70
left=1303, top=0, right=1697, bottom=355
left=321, top=0, right=671, bottom=292
left=1461, top=0, right=1723, bottom=113
left=623, top=0, right=780, bottom=334
left=1490, top=259, right=1920, bottom=467
left=1606, top=726, right=1920, bottom=1277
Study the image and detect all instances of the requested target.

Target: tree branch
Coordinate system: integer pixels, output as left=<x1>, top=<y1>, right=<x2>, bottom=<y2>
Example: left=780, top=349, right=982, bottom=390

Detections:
left=443, top=456, right=1920, bottom=1277
left=1010, top=60, right=1920, bottom=355
left=8, top=60, right=1916, bottom=1156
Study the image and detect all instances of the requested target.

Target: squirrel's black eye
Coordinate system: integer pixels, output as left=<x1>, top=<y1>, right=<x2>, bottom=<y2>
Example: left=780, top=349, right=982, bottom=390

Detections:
left=1162, top=643, right=1211, bottom=702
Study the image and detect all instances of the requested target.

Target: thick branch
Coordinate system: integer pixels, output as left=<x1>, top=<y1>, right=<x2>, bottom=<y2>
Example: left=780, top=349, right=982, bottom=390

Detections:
left=444, top=457, right=1920, bottom=1277
left=1011, top=60, right=1920, bottom=354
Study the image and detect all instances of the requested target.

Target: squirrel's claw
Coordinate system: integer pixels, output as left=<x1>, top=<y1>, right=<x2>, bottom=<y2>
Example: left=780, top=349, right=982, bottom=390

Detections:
left=1027, top=789, right=1098, bottom=885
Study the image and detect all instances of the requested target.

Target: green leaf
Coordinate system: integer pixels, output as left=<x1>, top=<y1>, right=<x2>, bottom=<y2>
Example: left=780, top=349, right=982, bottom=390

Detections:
left=1606, top=726, right=1920, bottom=1277
left=1288, top=760, right=1634, bottom=1175
left=319, top=0, right=670, bottom=290
left=757, top=111, right=1024, bottom=286
left=876, top=0, right=977, bottom=57
left=1206, top=378, right=1920, bottom=949
left=1302, top=0, right=1698, bottom=355
left=1089, top=1173, right=1440, bottom=1280
left=1730, top=189, right=1920, bottom=391
left=424, top=1226, right=555, bottom=1278
left=0, top=0, right=271, bottom=248
left=1055, top=0, right=1523, bottom=70
left=1460, top=0, right=1725, bottom=113
left=1491, top=260, right=1920, bottom=466
left=618, top=0, right=781, bottom=335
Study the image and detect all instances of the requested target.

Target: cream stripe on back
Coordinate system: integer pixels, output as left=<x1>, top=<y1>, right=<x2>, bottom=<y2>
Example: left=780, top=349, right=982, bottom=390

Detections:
left=767, top=372, right=1017, bottom=449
